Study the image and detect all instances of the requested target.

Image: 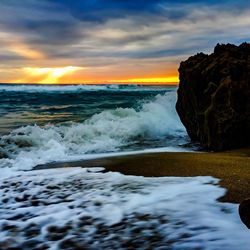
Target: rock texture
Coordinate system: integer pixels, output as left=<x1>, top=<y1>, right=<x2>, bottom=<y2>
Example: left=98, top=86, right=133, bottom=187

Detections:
left=239, top=199, right=250, bottom=229
left=176, top=43, right=250, bottom=151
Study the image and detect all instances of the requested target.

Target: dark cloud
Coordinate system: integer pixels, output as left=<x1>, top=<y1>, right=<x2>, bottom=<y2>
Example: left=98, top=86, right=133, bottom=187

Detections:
left=25, top=20, right=83, bottom=45
left=46, top=0, right=249, bottom=22
left=0, top=0, right=249, bottom=67
left=47, top=0, right=162, bottom=22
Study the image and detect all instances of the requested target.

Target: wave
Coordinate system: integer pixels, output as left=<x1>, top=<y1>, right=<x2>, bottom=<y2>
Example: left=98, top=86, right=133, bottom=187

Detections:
left=1, top=170, right=249, bottom=249
left=0, top=92, right=187, bottom=171
left=0, top=84, right=171, bottom=93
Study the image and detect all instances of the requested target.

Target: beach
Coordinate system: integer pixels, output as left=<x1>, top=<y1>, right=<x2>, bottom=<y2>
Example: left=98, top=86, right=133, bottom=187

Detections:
left=36, top=148, right=250, bottom=204
left=1, top=148, right=249, bottom=249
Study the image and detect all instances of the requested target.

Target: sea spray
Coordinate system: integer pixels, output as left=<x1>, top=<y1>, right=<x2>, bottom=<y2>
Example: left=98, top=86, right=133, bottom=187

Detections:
left=0, top=91, right=187, bottom=171
left=0, top=84, right=168, bottom=93
left=0, top=168, right=249, bottom=249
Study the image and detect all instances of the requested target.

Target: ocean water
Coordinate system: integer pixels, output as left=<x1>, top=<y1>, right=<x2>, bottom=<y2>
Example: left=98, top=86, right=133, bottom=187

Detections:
left=0, top=84, right=249, bottom=249
left=0, top=84, right=190, bottom=171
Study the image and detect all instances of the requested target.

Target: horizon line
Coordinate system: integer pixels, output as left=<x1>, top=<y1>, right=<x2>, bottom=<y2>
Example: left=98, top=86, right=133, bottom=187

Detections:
left=0, top=82, right=179, bottom=85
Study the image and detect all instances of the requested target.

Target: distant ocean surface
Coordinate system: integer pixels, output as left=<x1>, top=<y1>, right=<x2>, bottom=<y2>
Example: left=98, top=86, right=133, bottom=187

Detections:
left=0, top=84, right=191, bottom=171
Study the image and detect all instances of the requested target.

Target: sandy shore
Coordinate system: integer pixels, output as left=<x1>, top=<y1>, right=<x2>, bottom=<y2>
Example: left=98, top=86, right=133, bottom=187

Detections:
left=35, top=148, right=250, bottom=203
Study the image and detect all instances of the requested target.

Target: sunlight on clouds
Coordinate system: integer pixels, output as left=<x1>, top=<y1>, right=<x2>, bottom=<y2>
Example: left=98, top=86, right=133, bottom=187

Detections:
left=10, top=66, right=178, bottom=84
left=0, top=31, right=45, bottom=60
left=9, top=43, right=45, bottom=59
left=21, top=66, right=83, bottom=84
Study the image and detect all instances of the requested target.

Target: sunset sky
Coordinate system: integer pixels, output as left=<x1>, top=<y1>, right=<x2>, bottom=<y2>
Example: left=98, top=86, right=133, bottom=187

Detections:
left=0, top=0, right=250, bottom=84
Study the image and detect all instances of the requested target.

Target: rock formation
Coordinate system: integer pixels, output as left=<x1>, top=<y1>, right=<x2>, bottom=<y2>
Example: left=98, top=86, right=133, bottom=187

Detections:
left=176, top=43, right=250, bottom=151
left=239, top=199, right=250, bottom=229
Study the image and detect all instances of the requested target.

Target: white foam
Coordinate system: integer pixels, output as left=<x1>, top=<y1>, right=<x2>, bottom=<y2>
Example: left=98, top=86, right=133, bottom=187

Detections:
left=0, top=169, right=248, bottom=249
left=0, top=92, right=187, bottom=172
left=0, top=84, right=169, bottom=93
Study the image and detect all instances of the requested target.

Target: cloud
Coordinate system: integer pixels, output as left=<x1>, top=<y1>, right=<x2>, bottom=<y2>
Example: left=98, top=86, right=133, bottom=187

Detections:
left=46, top=0, right=161, bottom=22
left=0, top=0, right=250, bottom=83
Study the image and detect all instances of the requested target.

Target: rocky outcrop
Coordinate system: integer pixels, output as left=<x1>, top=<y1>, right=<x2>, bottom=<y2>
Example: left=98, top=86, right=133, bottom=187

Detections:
left=239, top=199, right=250, bottom=229
left=176, top=43, right=250, bottom=151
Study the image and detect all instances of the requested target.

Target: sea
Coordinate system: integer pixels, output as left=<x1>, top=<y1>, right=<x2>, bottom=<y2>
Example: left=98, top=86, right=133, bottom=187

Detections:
left=0, top=84, right=191, bottom=171
left=0, top=84, right=249, bottom=249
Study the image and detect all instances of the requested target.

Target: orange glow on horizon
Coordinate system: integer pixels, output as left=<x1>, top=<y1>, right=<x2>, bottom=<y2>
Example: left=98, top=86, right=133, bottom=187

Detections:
left=13, top=76, right=179, bottom=85
left=108, top=76, right=179, bottom=84
left=5, top=66, right=179, bottom=85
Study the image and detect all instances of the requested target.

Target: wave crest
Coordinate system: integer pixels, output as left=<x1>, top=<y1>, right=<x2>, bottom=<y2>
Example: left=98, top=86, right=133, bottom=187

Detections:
left=0, top=92, right=186, bottom=170
left=0, top=84, right=168, bottom=93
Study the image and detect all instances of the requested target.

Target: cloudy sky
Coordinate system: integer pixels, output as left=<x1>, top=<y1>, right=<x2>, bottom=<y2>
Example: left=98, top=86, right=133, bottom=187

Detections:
left=0, top=0, right=250, bottom=84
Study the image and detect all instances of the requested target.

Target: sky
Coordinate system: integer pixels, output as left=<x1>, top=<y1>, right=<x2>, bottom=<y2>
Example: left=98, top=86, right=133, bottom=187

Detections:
left=0, top=0, right=250, bottom=84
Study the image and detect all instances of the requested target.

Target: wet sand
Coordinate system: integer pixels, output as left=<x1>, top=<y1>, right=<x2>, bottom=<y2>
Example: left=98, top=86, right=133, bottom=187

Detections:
left=35, top=148, right=250, bottom=203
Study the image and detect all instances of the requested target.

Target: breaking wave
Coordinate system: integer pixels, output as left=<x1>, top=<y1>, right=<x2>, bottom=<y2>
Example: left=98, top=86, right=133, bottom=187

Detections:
left=0, top=84, right=169, bottom=93
left=0, top=91, right=187, bottom=171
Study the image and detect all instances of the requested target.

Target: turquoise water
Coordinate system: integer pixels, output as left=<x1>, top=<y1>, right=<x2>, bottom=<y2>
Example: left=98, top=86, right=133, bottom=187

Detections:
left=0, top=84, right=190, bottom=170
left=0, top=84, right=172, bottom=133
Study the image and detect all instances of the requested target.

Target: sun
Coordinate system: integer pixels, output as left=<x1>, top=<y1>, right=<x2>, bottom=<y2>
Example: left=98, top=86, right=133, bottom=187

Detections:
left=21, top=66, right=82, bottom=84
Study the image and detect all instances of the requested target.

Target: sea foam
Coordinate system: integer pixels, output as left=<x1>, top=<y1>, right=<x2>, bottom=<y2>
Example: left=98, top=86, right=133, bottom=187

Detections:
left=0, top=168, right=248, bottom=249
left=0, top=84, right=168, bottom=93
left=0, top=92, right=187, bottom=172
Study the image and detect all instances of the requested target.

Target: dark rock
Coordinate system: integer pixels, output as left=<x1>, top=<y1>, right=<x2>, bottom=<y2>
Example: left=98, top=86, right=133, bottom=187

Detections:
left=31, top=199, right=40, bottom=206
left=239, top=199, right=250, bottom=229
left=0, top=148, right=8, bottom=159
left=2, top=224, right=19, bottom=232
left=59, top=238, right=87, bottom=249
left=46, top=225, right=60, bottom=233
left=2, top=198, right=9, bottom=203
left=0, top=238, right=18, bottom=250
left=24, top=224, right=41, bottom=237
left=21, top=240, right=41, bottom=249
left=46, top=225, right=72, bottom=241
left=46, top=185, right=60, bottom=190
left=8, top=214, right=25, bottom=221
left=15, top=194, right=29, bottom=202
left=176, top=43, right=250, bottom=151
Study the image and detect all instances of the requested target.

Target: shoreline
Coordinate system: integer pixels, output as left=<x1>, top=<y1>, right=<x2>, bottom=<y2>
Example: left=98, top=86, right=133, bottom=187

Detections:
left=35, top=147, right=250, bottom=204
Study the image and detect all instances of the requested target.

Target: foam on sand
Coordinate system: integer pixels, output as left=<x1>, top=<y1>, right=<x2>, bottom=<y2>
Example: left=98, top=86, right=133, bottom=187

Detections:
left=0, top=168, right=248, bottom=249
